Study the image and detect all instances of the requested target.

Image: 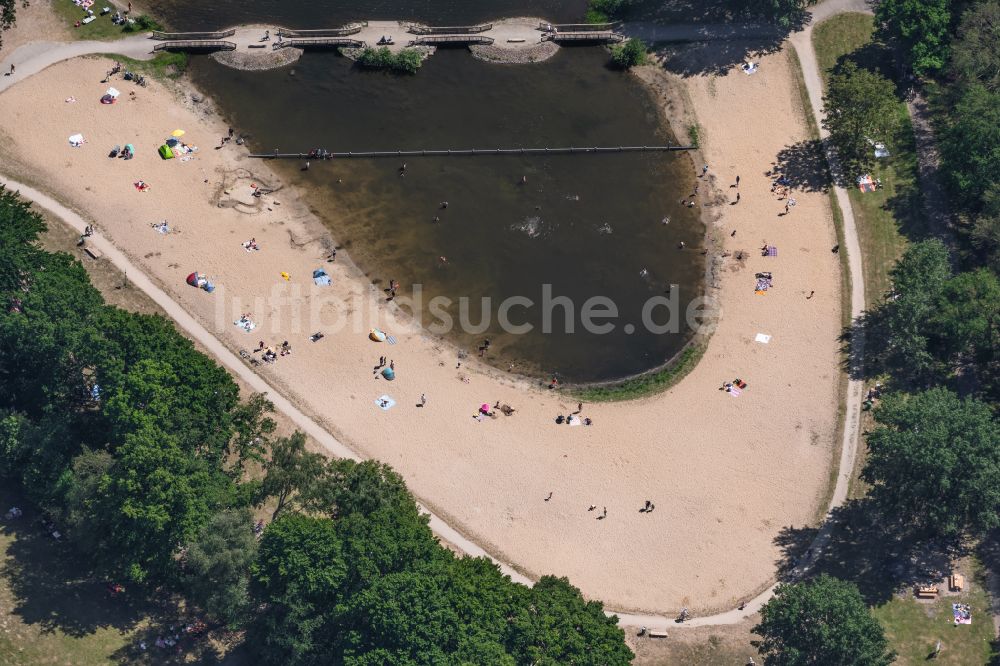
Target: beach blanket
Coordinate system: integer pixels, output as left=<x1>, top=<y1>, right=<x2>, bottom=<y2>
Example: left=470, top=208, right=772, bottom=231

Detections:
left=386, top=335, right=397, bottom=345
left=953, top=604, right=972, bottom=625
left=765, top=246, right=777, bottom=257
left=567, top=415, right=582, bottom=426
left=755, top=277, right=772, bottom=291
left=755, top=333, right=771, bottom=344
left=375, top=395, right=396, bottom=411
left=729, top=387, right=742, bottom=397
left=233, top=318, right=256, bottom=333
left=857, top=174, right=876, bottom=193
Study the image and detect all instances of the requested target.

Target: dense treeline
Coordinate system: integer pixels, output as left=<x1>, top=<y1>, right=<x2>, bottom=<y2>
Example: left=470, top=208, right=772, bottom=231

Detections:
left=0, top=187, right=632, bottom=664
left=753, top=4, right=1000, bottom=661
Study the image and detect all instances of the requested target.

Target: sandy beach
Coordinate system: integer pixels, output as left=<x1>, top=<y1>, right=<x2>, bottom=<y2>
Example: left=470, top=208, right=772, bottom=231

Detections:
left=0, top=48, right=843, bottom=615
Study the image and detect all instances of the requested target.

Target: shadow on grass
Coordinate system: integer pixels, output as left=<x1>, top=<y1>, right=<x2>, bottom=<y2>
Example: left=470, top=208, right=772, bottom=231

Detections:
left=1, top=508, right=147, bottom=638
left=774, top=499, right=965, bottom=606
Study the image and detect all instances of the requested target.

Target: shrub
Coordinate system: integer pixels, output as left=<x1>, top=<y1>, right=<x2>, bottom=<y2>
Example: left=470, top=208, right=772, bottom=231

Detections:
left=610, top=38, right=647, bottom=69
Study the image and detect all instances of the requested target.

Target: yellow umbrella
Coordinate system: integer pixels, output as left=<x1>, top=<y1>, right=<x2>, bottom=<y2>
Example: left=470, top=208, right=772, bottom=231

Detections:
left=171, top=129, right=185, bottom=137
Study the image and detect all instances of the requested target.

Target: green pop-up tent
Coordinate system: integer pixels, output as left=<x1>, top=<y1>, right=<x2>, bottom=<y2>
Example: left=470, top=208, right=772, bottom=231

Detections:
left=158, top=144, right=174, bottom=160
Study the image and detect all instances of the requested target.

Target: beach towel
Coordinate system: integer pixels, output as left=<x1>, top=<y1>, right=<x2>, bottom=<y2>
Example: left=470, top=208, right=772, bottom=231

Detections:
left=741, top=62, right=758, bottom=75
left=386, top=335, right=397, bottom=345
left=567, top=415, right=582, bottom=426
left=953, top=604, right=972, bottom=625
left=755, top=333, right=771, bottom=344
left=765, top=246, right=777, bottom=257
left=375, top=395, right=396, bottom=411
left=857, top=174, right=876, bottom=193
left=729, top=386, right=742, bottom=397
left=233, top=318, right=256, bottom=332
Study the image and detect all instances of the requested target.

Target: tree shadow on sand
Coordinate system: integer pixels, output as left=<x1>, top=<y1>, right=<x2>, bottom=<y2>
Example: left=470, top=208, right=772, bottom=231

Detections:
left=774, top=499, right=965, bottom=606
left=770, top=139, right=831, bottom=193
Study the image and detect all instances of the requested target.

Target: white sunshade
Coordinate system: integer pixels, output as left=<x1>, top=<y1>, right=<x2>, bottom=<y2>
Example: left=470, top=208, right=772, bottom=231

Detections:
left=106, top=87, right=120, bottom=98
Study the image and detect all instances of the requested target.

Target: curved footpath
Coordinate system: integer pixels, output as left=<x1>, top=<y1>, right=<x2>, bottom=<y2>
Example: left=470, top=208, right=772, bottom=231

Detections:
left=0, top=0, right=867, bottom=629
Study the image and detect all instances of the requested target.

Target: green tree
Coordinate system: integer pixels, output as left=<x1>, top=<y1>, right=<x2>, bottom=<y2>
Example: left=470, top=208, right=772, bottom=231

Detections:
left=509, top=576, right=633, bottom=665
left=735, top=0, right=818, bottom=28
left=93, top=424, right=235, bottom=581
left=875, top=0, right=953, bottom=75
left=950, top=1, right=1000, bottom=90
left=822, top=61, right=901, bottom=171
left=862, top=388, right=1000, bottom=537
left=55, top=447, right=114, bottom=553
left=753, top=574, right=894, bottom=665
left=250, top=514, right=347, bottom=665
left=183, top=508, right=258, bottom=627
left=258, top=432, right=324, bottom=521
left=940, top=84, right=1000, bottom=213
left=879, top=239, right=952, bottom=384
left=610, top=38, right=647, bottom=69
left=586, top=0, right=634, bottom=23
left=0, top=186, right=47, bottom=292
left=227, top=392, right=276, bottom=476
left=303, top=459, right=416, bottom=519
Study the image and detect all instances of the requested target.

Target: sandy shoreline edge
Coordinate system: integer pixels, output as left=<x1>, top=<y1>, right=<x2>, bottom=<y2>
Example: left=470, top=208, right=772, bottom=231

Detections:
left=0, top=36, right=844, bottom=616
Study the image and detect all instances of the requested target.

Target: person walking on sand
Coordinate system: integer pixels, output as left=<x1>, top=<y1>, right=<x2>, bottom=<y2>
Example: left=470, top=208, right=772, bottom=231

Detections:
left=701, top=165, right=708, bottom=177
left=8, top=64, right=13, bottom=76
left=736, top=175, right=740, bottom=188
left=807, top=290, right=815, bottom=299
left=544, top=492, right=553, bottom=501
left=601, top=506, right=607, bottom=519
left=736, top=192, right=741, bottom=204
left=419, top=393, right=426, bottom=407
left=588, top=504, right=597, bottom=511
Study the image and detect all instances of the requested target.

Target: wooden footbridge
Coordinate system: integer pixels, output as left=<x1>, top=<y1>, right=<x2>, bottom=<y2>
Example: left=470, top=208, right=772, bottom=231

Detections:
left=249, top=145, right=694, bottom=159
left=275, top=37, right=367, bottom=49
left=151, top=29, right=236, bottom=40
left=277, top=23, right=367, bottom=38
left=153, top=39, right=236, bottom=52
left=409, top=35, right=495, bottom=46
left=407, top=23, right=493, bottom=35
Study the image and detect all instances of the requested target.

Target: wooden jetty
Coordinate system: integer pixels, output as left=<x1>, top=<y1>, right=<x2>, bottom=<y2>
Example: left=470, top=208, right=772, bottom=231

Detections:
left=275, top=37, right=367, bottom=49
left=277, top=23, right=366, bottom=38
left=151, top=29, right=235, bottom=40
left=409, top=35, right=495, bottom=46
left=407, top=23, right=493, bottom=35
left=249, top=145, right=694, bottom=159
left=153, top=40, right=236, bottom=52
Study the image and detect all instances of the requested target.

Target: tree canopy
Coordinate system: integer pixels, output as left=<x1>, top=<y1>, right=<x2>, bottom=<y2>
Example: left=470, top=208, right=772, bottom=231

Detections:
left=950, top=1, right=1000, bottom=91
left=734, top=0, right=817, bottom=27
left=874, top=0, right=953, bottom=75
left=822, top=61, right=901, bottom=171
left=183, top=509, right=258, bottom=627
left=862, top=388, right=1000, bottom=537
left=753, top=574, right=895, bottom=665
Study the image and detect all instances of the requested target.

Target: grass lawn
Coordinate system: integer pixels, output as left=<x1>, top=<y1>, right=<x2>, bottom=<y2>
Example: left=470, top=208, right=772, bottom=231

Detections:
left=812, top=13, right=927, bottom=308
left=0, top=489, right=142, bottom=664
left=51, top=1, right=161, bottom=41
left=872, top=568, right=996, bottom=665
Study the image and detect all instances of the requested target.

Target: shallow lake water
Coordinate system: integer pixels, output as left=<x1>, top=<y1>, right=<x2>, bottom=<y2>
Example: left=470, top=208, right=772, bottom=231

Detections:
left=167, top=2, right=706, bottom=382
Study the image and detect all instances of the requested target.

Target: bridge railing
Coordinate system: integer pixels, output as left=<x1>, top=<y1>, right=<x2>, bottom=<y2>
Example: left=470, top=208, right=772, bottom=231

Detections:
left=151, top=29, right=235, bottom=40
left=277, top=37, right=366, bottom=49
left=547, top=31, right=624, bottom=43
left=152, top=40, right=237, bottom=52
left=407, top=23, right=492, bottom=35
left=278, top=22, right=367, bottom=38
left=409, top=35, right=495, bottom=46
left=537, top=22, right=618, bottom=31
